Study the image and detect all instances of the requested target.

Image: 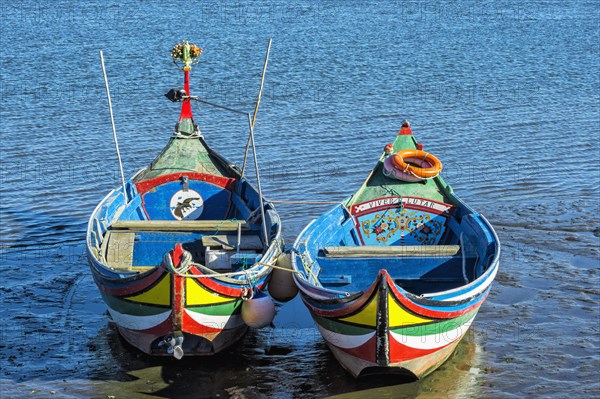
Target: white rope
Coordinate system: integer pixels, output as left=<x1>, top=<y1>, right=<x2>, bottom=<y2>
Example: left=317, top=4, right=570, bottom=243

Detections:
left=172, top=131, right=202, bottom=139
left=408, top=169, right=438, bottom=180
left=159, top=246, right=272, bottom=279
left=162, top=258, right=265, bottom=279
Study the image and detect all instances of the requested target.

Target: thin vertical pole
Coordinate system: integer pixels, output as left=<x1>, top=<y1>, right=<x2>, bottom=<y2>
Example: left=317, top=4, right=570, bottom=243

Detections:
left=99, top=51, right=128, bottom=202
left=241, top=38, right=272, bottom=177
left=247, top=113, right=269, bottom=245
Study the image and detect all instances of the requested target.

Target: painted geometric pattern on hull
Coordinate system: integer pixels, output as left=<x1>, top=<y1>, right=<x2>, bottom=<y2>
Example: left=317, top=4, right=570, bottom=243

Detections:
left=101, top=271, right=245, bottom=337
left=307, top=275, right=480, bottom=374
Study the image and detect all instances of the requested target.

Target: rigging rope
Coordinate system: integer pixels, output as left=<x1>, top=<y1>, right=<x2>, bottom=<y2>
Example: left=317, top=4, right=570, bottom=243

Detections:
left=267, top=199, right=340, bottom=205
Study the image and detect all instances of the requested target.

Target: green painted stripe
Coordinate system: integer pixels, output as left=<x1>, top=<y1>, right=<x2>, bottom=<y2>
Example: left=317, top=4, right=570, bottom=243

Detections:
left=186, top=300, right=242, bottom=316
left=102, top=293, right=169, bottom=316
left=313, top=314, right=374, bottom=336
left=390, top=309, right=477, bottom=336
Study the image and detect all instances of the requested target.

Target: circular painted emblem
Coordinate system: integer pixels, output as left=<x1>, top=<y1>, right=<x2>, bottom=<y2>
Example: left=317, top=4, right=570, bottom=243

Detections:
left=170, top=190, right=204, bottom=220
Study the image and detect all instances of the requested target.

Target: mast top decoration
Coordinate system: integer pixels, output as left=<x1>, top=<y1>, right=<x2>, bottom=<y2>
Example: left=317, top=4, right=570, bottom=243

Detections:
left=169, top=40, right=202, bottom=135
left=170, top=40, right=203, bottom=70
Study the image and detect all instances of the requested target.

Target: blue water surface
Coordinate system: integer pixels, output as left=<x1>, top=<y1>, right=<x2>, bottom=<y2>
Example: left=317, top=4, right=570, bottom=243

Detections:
left=1, top=1, right=598, bottom=398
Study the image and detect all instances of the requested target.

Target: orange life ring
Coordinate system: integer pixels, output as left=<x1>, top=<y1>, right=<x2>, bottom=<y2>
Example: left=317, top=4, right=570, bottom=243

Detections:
left=390, top=149, right=443, bottom=179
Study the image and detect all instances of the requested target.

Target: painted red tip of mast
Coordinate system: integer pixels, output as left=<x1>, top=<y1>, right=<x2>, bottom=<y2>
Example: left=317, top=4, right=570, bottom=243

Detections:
left=171, top=244, right=185, bottom=268
left=179, top=69, right=193, bottom=121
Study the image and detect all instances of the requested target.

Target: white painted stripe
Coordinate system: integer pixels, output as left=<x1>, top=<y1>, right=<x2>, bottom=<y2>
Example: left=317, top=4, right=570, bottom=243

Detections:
left=107, top=308, right=171, bottom=331
left=184, top=309, right=245, bottom=330
left=316, top=324, right=375, bottom=349
left=390, top=318, right=474, bottom=350
left=438, top=265, right=498, bottom=301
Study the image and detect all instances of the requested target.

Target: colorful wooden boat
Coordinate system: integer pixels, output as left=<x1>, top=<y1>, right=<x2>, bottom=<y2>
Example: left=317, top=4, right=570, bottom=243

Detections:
left=87, top=42, right=282, bottom=357
left=291, top=122, right=500, bottom=378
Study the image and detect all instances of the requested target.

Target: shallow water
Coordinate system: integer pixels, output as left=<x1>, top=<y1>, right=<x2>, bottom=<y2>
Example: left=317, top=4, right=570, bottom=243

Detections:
left=1, top=1, right=599, bottom=398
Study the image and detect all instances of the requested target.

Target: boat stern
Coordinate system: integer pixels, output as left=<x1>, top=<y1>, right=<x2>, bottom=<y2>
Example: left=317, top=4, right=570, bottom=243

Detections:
left=93, top=244, right=268, bottom=357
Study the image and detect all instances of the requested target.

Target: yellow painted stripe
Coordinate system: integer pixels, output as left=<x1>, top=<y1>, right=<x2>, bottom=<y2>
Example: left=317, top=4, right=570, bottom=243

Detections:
left=186, top=279, right=235, bottom=306
left=388, top=294, right=433, bottom=327
left=339, top=292, right=378, bottom=327
left=126, top=275, right=171, bottom=306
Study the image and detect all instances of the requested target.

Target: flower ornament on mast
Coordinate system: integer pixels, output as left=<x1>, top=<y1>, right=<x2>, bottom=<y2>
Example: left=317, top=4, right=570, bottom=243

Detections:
left=170, top=40, right=203, bottom=70
left=169, top=41, right=203, bottom=136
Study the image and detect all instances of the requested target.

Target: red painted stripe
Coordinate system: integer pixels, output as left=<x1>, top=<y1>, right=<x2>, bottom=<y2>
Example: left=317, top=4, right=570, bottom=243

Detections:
left=135, top=314, right=174, bottom=336
left=385, top=271, right=487, bottom=319
left=398, top=126, right=412, bottom=135
left=95, top=268, right=166, bottom=297
left=180, top=69, right=193, bottom=120
left=172, top=274, right=184, bottom=330
left=355, top=223, right=366, bottom=245
left=135, top=172, right=236, bottom=195
left=329, top=335, right=377, bottom=363
left=301, top=277, right=379, bottom=318
left=402, top=203, right=453, bottom=216
left=388, top=332, right=453, bottom=362
left=119, top=312, right=222, bottom=347
left=181, top=310, right=223, bottom=335
left=188, top=274, right=241, bottom=298
left=189, top=265, right=267, bottom=298
left=302, top=270, right=486, bottom=320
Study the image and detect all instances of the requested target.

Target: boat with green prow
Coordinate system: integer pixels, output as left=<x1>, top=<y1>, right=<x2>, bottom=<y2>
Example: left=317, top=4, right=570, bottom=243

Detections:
left=291, top=121, right=500, bottom=378
left=87, top=41, right=282, bottom=358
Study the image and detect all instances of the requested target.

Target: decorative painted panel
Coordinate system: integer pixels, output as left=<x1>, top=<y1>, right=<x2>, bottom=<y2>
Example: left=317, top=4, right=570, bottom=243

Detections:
left=141, top=180, right=231, bottom=220
left=351, top=196, right=454, bottom=246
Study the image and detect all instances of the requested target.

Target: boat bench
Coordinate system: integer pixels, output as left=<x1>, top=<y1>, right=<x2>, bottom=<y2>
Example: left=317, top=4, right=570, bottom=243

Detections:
left=201, top=235, right=263, bottom=251
left=103, top=220, right=255, bottom=271
left=110, top=220, right=249, bottom=232
left=315, top=244, right=477, bottom=293
left=321, top=245, right=461, bottom=258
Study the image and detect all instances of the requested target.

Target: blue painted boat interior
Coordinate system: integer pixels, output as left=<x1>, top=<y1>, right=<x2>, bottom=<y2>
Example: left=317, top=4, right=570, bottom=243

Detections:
left=295, top=201, right=498, bottom=295
left=141, top=180, right=232, bottom=220
left=129, top=230, right=264, bottom=267
left=90, top=177, right=279, bottom=272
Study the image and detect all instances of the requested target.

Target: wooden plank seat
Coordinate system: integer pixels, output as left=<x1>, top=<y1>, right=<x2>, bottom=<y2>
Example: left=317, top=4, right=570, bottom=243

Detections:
left=102, top=230, right=135, bottom=270
left=105, top=231, right=134, bottom=268
left=110, top=220, right=249, bottom=232
left=201, top=235, right=263, bottom=251
left=322, top=245, right=461, bottom=258
left=102, top=229, right=197, bottom=272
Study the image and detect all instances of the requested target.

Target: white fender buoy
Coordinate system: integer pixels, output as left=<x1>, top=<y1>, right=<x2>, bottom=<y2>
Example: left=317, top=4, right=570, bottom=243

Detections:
left=268, top=253, right=299, bottom=302
left=241, top=290, right=275, bottom=329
